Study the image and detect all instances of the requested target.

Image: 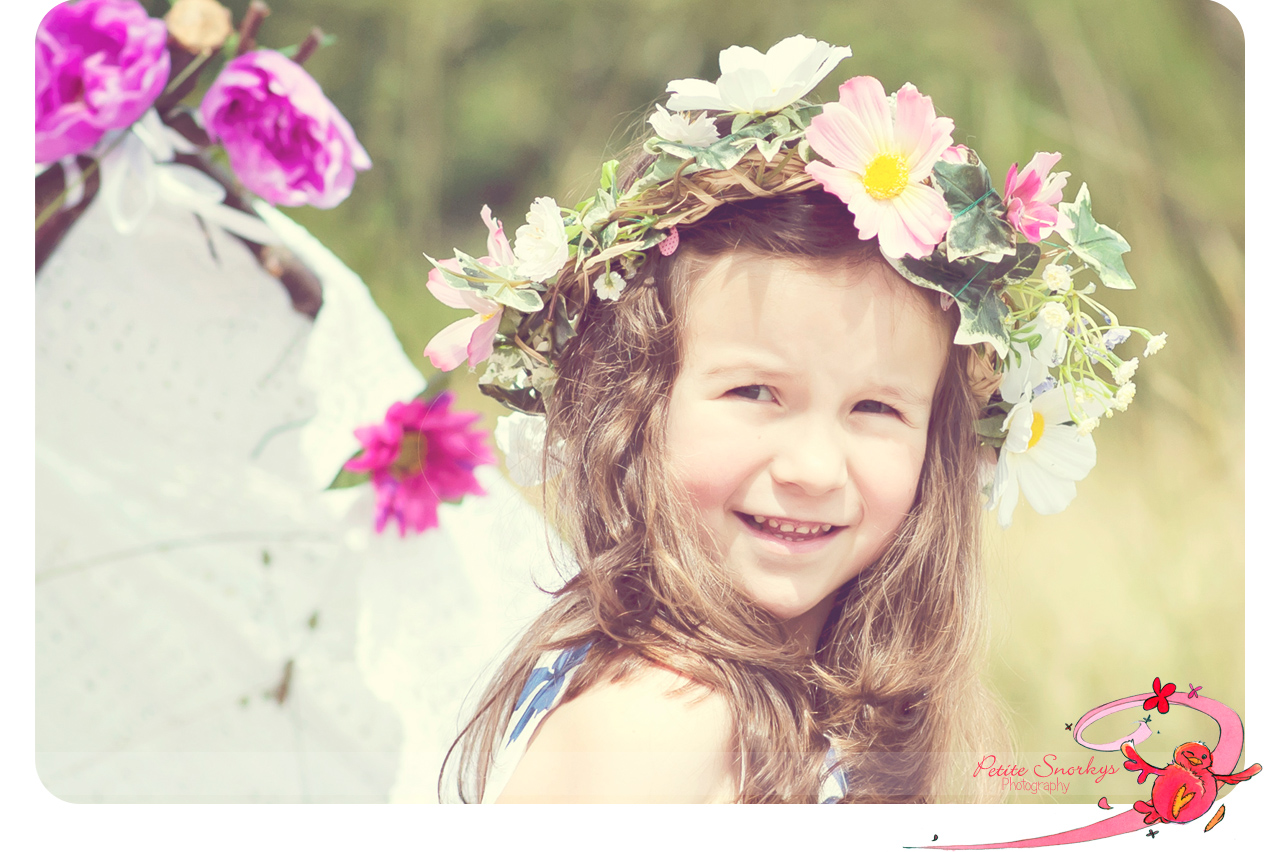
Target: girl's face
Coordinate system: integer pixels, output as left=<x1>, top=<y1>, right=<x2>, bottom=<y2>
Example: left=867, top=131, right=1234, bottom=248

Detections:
left=665, top=252, right=951, bottom=646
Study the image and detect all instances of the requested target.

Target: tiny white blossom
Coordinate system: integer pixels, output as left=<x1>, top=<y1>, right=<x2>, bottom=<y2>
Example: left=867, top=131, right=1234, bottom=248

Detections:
left=1043, top=263, right=1073, bottom=293
left=1039, top=302, right=1070, bottom=330
left=1114, top=381, right=1136, bottom=411
left=1076, top=416, right=1100, bottom=437
left=1113, top=357, right=1139, bottom=384
left=1144, top=332, right=1167, bottom=357
left=648, top=105, right=721, bottom=147
left=514, top=196, right=570, bottom=283
left=593, top=270, right=627, bottom=301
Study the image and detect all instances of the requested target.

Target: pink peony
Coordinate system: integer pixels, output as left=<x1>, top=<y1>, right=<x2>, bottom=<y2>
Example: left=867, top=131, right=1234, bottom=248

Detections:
left=1003, top=152, right=1070, bottom=242
left=35, top=0, right=170, bottom=163
left=199, top=50, right=371, bottom=208
left=345, top=393, right=495, bottom=536
left=423, top=205, right=511, bottom=371
left=805, top=76, right=954, bottom=259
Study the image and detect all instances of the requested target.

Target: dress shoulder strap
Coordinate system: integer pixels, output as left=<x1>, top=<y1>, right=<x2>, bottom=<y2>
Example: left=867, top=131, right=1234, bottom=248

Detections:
left=482, top=644, right=590, bottom=803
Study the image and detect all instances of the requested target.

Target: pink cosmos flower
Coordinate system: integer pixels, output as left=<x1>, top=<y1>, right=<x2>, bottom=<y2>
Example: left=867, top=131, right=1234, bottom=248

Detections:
left=345, top=393, right=494, bottom=536
left=200, top=50, right=371, bottom=208
left=35, top=0, right=171, bottom=163
left=804, top=76, right=954, bottom=259
left=424, top=205, right=512, bottom=371
left=1003, top=152, right=1070, bottom=242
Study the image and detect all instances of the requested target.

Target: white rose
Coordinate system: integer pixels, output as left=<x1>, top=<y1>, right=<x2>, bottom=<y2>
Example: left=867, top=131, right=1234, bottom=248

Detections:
left=514, top=196, right=569, bottom=283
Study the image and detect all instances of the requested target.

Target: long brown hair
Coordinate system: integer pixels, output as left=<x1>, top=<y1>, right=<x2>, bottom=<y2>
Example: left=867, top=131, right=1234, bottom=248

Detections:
left=441, top=167, right=1007, bottom=804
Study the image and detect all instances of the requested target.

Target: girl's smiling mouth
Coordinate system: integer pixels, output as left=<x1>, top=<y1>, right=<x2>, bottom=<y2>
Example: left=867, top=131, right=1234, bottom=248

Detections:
left=735, top=512, right=844, bottom=543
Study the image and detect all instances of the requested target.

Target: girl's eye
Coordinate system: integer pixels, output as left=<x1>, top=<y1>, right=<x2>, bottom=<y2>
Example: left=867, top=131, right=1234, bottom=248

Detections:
left=730, top=385, right=775, bottom=402
left=853, top=399, right=900, bottom=416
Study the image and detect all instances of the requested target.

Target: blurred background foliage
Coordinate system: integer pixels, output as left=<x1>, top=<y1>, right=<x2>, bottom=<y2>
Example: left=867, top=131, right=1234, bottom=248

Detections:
left=147, top=0, right=1244, bottom=802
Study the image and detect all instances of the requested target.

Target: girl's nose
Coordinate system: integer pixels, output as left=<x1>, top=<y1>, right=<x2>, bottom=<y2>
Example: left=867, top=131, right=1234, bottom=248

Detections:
left=768, top=419, right=850, bottom=497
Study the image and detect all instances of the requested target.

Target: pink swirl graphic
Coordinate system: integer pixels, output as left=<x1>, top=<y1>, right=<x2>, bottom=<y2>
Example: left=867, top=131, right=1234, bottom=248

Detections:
left=916, top=687, right=1250, bottom=849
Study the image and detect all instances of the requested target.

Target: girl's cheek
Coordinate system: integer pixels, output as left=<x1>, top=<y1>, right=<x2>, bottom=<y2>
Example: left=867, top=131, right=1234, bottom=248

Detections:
left=854, top=443, right=927, bottom=512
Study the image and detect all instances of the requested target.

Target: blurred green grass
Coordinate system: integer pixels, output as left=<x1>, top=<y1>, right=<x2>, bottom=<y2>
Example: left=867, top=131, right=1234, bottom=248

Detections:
left=194, top=0, right=1245, bottom=803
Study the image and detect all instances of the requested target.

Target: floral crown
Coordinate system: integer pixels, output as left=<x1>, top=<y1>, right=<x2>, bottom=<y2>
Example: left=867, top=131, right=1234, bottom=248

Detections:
left=421, top=35, right=1164, bottom=527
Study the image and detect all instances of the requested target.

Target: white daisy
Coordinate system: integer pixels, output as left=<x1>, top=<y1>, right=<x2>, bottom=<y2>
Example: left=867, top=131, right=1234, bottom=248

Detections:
left=989, top=385, right=1097, bottom=529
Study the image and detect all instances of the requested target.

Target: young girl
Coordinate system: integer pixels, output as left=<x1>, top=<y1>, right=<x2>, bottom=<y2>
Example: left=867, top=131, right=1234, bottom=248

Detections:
left=423, top=35, right=1161, bottom=804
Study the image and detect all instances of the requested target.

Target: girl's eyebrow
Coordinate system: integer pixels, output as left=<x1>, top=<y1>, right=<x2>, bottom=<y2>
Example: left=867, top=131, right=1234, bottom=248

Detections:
left=701, top=363, right=794, bottom=382
left=865, top=382, right=933, bottom=408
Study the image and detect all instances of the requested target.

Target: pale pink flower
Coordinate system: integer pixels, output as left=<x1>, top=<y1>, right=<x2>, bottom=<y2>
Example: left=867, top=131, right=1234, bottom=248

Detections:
left=804, top=76, right=954, bottom=259
left=345, top=393, right=494, bottom=536
left=423, top=205, right=512, bottom=371
left=1003, top=152, right=1070, bottom=242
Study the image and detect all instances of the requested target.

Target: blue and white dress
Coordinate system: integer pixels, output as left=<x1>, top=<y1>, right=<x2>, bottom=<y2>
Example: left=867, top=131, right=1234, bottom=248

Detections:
left=483, top=645, right=849, bottom=803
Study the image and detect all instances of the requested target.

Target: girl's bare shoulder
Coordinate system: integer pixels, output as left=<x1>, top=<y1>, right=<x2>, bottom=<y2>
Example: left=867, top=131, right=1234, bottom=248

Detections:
left=495, top=661, right=738, bottom=803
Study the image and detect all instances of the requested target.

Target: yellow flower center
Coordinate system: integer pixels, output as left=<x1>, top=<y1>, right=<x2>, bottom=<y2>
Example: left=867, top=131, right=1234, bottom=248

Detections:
left=1027, top=412, right=1046, bottom=449
left=390, top=430, right=426, bottom=478
left=862, top=153, right=910, bottom=200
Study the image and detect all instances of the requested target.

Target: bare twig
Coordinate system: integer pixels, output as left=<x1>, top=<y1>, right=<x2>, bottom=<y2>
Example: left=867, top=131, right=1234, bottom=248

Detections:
left=292, top=27, right=325, bottom=66
left=236, top=1, right=271, bottom=56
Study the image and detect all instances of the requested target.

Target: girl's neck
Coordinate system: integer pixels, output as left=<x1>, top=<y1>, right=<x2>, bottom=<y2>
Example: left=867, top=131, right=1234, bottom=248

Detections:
left=780, top=592, right=838, bottom=655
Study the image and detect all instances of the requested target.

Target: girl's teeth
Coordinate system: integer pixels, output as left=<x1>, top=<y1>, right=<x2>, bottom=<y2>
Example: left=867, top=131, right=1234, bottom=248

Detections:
left=750, top=515, right=834, bottom=537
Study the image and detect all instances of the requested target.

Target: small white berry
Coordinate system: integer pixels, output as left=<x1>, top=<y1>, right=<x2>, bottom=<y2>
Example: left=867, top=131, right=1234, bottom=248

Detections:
left=1043, top=264, right=1073, bottom=294
left=1114, top=382, right=1137, bottom=411
left=1112, top=357, right=1139, bottom=385
left=1039, top=302, right=1070, bottom=330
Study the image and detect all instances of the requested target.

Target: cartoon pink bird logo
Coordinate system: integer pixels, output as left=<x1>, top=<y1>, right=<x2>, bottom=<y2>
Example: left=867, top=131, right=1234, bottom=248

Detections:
left=1121, top=740, right=1262, bottom=825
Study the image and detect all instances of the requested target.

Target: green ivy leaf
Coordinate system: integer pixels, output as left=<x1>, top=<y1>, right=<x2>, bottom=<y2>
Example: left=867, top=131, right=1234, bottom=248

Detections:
left=488, top=284, right=543, bottom=313
left=551, top=293, right=581, bottom=352
left=992, top=243, right=1042, bottom=288
left=601, top=220, right=620, bottom=247
left=1058, top=182, right=1136, bottom=290
left=975, top=412, right=1009, bottom=441
left=424, top=253, right=488, bottom=296
left=931, top=154, right=1016, bottom=263
left=888, top=245, right=1038, bottom=358
left=478, top=345, right=547, bottom=415
left=654, top=117, right=797, bottom=173
left=326, top=463, right=370, bottom=491
left=792, top=103, right=823, bottom=126
left=599, top=159, right=619, bottom=194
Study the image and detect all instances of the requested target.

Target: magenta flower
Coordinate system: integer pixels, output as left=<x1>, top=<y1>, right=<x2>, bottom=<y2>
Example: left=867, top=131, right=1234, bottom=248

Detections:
left=804, top=76, right=954, bottom=259
left=345, top=393, right=495, bottom=536
left=199, top=50, right=371, bottom=208
left=35, top=0, right=170, bottom=163
left=423, top=205, right=513, bottom=371
left=1003, top=152, right=1070, bottom=242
